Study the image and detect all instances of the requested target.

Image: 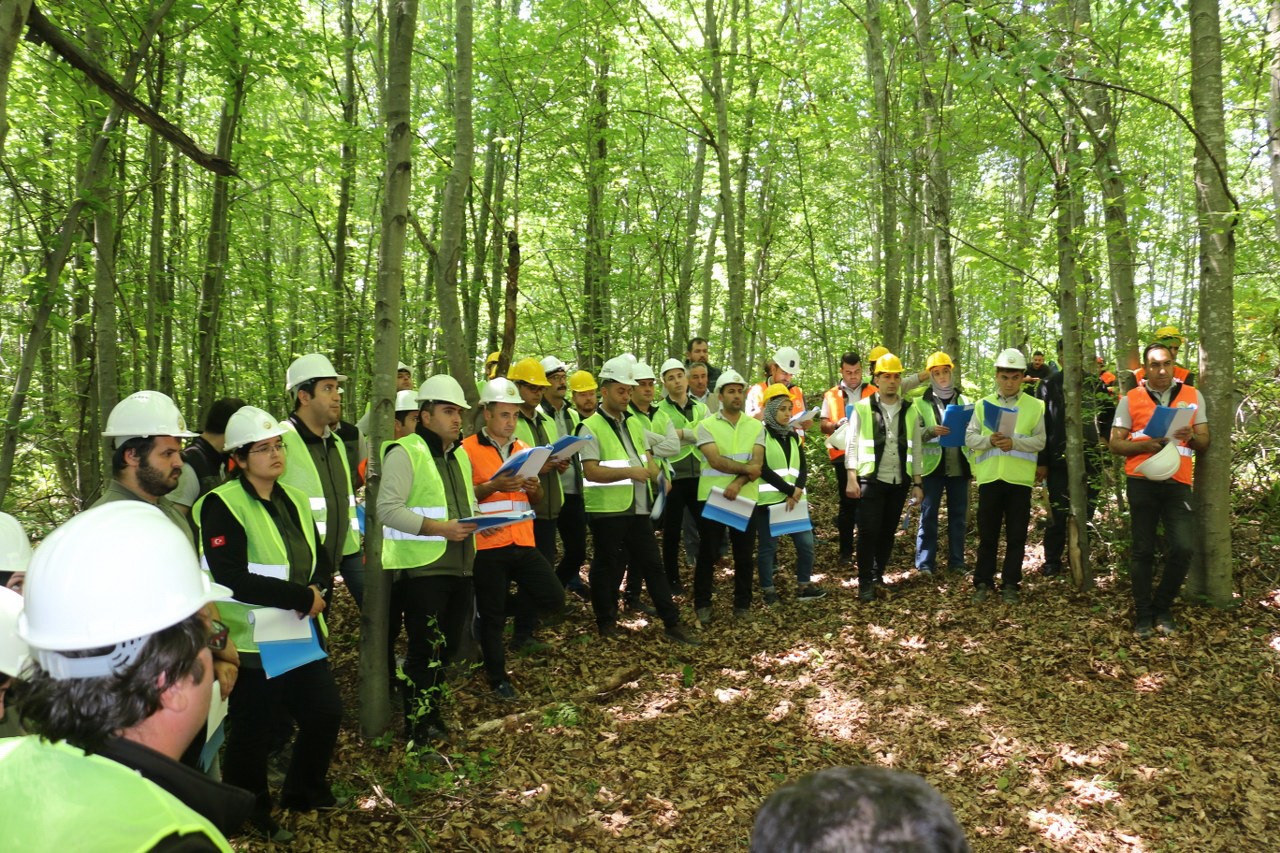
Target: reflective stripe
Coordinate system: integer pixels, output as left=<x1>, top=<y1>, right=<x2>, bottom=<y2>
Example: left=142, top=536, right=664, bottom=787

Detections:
left=248, top=562, right=288, bottom=581
left=976, top=447, right=1038, bottom=465
left=478, top=499, right=532, bottom=513
left=1177, top=446, right=1194, bottom=457
left=308, top=496, right=327, bottom=512
left=723, top=451, right=750, bottom=462
left=584, top=459, right=631, bottom=489
left=760, top=467, right=800, bottom=490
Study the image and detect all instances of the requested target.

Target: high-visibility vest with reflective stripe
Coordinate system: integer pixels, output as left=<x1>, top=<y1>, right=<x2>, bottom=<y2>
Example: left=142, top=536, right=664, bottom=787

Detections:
left=279, top=425, right=361, bottom=556
left=758, top=432, right=801, bottom=506
left=194, top=480, right=317, bottom=654
left=515, top=408, right=563, bottom=507
left=1123, top=384, right=1197, bottom=485
left=461, top=434, right=536, bottom=549
left=697, top=415, right=763, bottom=502
left=850, top=397, right=910, bottom=479
left=0, top=737, right=233, bottom=852
left=906, top=393, right=969, bottom=476
left=379, top=434, right=476, bottom=569
left=652, top=397, right=708, bottom=469
left=581, top=412, right=650, bottom=514
left=972, top=394, right=1044, bottom=487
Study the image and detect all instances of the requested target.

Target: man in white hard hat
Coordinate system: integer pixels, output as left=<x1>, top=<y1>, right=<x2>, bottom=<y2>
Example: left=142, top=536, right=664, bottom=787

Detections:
left=462, top=379, right=565, bottom=699
left=540, top=357, right=591, bottom=599
left=171, top=397, right=247, bottom=516
left=746, top=346, right=805, bottom=426
left=0, top=502, right=253, bottom=849
left=821, top=352, right=876, bottom=565
left=652, top=358, right=709, bottom=593
left=964, top=349, right=1046, bottom=605
left=280, top=353, right=364, bottom=608
left=1109, top=341, right=1208, bottom=637
left=577, top=356, right=699, bottom=645
left=377, top=375, right=479, bottom=741
left=94, top=390, right=199, bottom=546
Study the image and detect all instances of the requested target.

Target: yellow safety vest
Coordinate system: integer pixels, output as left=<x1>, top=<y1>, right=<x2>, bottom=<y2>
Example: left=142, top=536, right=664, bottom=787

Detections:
left=379, top=434, right=475, bottom=570
left=581, top=412, right=649, bottom=514
left=279, top=425, right=361, bottom=556
left=697, top=415, right=763, bottom=502
left=972, top=393, right=1044, bottom=487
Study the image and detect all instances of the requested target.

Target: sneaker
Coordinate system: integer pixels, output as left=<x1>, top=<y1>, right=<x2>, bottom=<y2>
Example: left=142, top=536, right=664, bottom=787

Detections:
left=1133, top=616, right=1154, bottom=639
left=1001, top=587, right=1021, bottom=604
left=695, top=607, right=712, bottom=626
left=1155, top=613, right=1177, bottom=636
left=970, top=585, right=993, bottom=603
left=664, top=623, right=702, bottom=646
left=733, top=606, right=751, bottom=619
left=917, top=567, right=934, bottom=577
left=797, top=584, right=826, bottom=601
left=492, top=680, right=518, bottom=700
left=246, top=815, right=295, bottom=844
left=948, top=564, right=967, bottom=574
left=623, top=598, right=658, bottom=617
left=762, top=587, right=780, bottom=607
left=858, top=588, right=876, bottom=603
left=1043, top=564, right=1063, bottom=577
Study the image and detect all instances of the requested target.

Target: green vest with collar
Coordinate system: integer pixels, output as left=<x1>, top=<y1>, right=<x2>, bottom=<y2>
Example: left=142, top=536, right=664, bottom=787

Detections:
left=581, top=412, right=648, bottom=514
left=697, top=415, right=763, bottom=502
left=379, top=434, right=475, bottom=570
left=972, top=393, right=1044, bottom=487
left=279, top=425, right=361, bottom=556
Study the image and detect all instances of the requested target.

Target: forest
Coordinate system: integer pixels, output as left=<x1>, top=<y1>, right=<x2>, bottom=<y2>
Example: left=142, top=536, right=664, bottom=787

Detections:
left=1, top=0, right=1279, bottom=848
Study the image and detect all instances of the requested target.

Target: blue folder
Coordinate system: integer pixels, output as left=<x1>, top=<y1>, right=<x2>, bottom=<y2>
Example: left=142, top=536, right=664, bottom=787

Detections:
left=938, top=404, right=974, bottom=447
left=257, top=617, right=327, bottom=679
left=702, top=499, right=752, bottom=533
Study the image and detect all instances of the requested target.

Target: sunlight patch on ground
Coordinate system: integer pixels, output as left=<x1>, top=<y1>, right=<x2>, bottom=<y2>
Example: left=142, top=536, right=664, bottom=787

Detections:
left=1132, top=671, right=1167, bottom=693
left=1269, top=634, right=1280, bottom=654
left=804, top=685, right=867, bottom=740
left=1064, top=776, right=1122, bottom=806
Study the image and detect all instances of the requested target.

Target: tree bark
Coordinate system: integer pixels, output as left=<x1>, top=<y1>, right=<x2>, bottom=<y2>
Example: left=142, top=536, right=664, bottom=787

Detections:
left=331, top=0, right=358, bottom=373
left=1269, top=0, right=1280, bottom=242
left=0, top=0, right=33, bottom=152
left=707, top=0, right=746, bottom=373
left=865, top=0, right=901, bottom=352
left=580, top=33, right=611, bottom=373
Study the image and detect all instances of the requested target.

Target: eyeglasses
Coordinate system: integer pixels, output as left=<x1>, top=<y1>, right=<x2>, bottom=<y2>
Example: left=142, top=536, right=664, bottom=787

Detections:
left=249, top=443, right=287, bottom=456
left=207, top=619, right=229, bottom=651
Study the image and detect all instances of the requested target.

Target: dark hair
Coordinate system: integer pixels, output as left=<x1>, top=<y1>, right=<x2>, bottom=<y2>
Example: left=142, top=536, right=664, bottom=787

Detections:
left=292, top=379, right=317, bottom=411
left=687, top=337, right=709, bottom=351
left=111, top=436, right=156, bottom=474
left=1143, top=342, right=1174, bottom=364
left=395, top=409, right=418, bottom=426
left=751, top=766, right=969, bottom=853
left=203, top=398, right=246, bottom=434
left=1033, top=351, right=1044, bottom=358
left=19, top=612, right=208, bottom=755
left=842, top=351, right=861, bottom=367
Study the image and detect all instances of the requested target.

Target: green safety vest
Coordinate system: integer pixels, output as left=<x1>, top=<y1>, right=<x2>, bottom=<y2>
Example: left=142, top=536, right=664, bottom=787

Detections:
left=905, top=393, right=969, bottom=476
left=0, top=737, right=233, bottom=852
left=515, top=408, right=563, bottom=512
left=380, top=434, right=476, bottom=570
left=697, top=415, right=763, bottom=502
left=581, top=411, right=649, bottom=514
left=652, top=397, right=708, bottom=471
left=194, top=480, right=317, bottom=654
left=850, top=397, right=909, bottom=479
left=972, top=393, right=1044, bottom=487
left=279, top=425, right=361, bottom=556
left=758, top=432, right=801, bottom=506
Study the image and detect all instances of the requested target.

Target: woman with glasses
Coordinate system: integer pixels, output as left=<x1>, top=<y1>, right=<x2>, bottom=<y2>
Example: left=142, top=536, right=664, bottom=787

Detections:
left=194, top=405, right=342, bottom=843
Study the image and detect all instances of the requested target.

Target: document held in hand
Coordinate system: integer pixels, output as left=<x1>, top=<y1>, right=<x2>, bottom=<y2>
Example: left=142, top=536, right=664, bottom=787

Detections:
left=488, top=445, right=552, bottom=481
left=1142, top=404, right=1197, bottom=439
left=702, top=486, right=756, bottom=532
left=769, top=499, right=812, bottom=536
left=981, top=402, right=1019, bottom=437
left=458, top=510, right=536, bottom=531
left=939, top=404, right=974, bottom=447
left=548, top=434, right=592, bottom=462
left=790, top=406, right=820, bottom=427
left=256, top=617, right=327, bottom=679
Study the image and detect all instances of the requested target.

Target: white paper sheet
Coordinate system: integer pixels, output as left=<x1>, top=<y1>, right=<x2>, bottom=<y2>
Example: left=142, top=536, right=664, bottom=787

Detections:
left=248, top=607, right=312, bottom=643
left=206, top=678, right=229, bottom=742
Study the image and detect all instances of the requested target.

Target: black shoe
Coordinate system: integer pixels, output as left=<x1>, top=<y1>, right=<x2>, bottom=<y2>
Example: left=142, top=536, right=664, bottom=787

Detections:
left=1001, top=587, right=1021, bottom=604
left=1043, top=564, right=1063, bottom=577
left=623, top=597, right=658, bottom=617
left=664, top=623, right=702, bottom=646
left=858, top=588, right=876, bottom=603
left=598, top=623, right=622, bottom=638
left=492, top=680, right=518, bottom=700
left=971, top=584, right=993, bottom=603
left=281, top=790, right=350, bottom=812
left=514, top=636, right=551, bottom=654
left=1155, top=612, right=1177, bottom=636
left=247, top=815, right=295, bottom=843
left=797, top=584, right=826, bottom=601
left=1134, top=616, right=1154, bottom=639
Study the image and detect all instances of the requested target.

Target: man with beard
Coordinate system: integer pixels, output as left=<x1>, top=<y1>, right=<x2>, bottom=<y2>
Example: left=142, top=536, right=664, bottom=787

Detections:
left=94, top=390, right=200, bottom=547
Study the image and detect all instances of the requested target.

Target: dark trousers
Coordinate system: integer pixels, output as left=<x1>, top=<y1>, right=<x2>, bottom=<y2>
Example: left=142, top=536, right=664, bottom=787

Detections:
left=556, top=493, right=589, bottom=588
left=916, top=472, right=969, bottom=572
left=694, top=512, right=756, bottom=610
left=473, top=545, right=565, bottom=685
left=833, top=461, right=858, bottom=558
left=339, top=550, right=364, bottom=610
left=975, top=480, right=1032, bottom=590
left=533, top=518, right=558, bottom=569
left=588, top=514, right=681, bottom=630
left=1044, top=458, right=1101, bottom=571
left=856, top=478, right=909, bottom=588
left=662, top=478, right=702, bottom=589
left=1126, top=477, right=1194, bottom=619
left=393, top=573, right=473, bottom=727
left=223, top=659, right=341, bottom=822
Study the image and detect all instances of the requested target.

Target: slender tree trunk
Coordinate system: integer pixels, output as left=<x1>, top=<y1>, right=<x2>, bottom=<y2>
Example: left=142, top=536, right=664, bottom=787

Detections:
left=865, top=0, right=900, bottom=351
left=707, top=0, right=745, bottom=372
left=580, top=34, right=610, bottom=372
left=0, top=0, right=33, bottom=152
left=1186, top=0, right=1237, bottom=608
left=332, top=0, right=358, bottom=372
left=1269, top=0, right=1280, bottom=242
left=674, top=135, right=708, bottom=355
left=700, top=205, right=720, bottom=341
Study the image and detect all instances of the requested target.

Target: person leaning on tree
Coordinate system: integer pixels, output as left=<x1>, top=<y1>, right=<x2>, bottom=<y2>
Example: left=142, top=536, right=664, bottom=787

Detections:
left=821, top=351, right=875, bottom=565
left=964, top=349, right=1046, bottom=605
left=844, top=353, right=922, bottom=603
left=1108, top=341, right=1208, bottom=637
left=906, top=351, right=972, bottom=577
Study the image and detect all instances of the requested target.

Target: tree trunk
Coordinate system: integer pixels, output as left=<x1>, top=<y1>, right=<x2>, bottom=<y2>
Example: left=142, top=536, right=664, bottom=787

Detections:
left=1269, top=0, right=1280, bottom=242
left=580, top=35, right=610, bottom=373
left=1186, top=0, right=1238, bottom=608
left=707, top=0, right=746, bottom=373
left=674, top=135, right=708, bottom=356
left=865, top=0, right=900, bottom=352
left=331, top=0, right=358, bottom=373
left=0, top=0, right=32, bottom=152
left=361, top=0, right=419, bottom=740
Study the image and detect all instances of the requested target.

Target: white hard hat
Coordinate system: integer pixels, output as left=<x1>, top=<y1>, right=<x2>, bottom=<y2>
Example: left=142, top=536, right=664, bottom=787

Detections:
left=994, top=348, right=1028, bottom=371
left=18, top=503, right=231, bottom=680
left=659, top=358, right=686, bottom=378
left=417, top=374, right=470, bottom=408
left=772, top=346, right=801, bottom=375
left=0, top=587, right=29, bottom=676
left=540, top=356, right=569, bottom=375
left=397, top=361, right=411, bottom=373
left=715, top=369, right=748, bottom=392
left=286, top=353, right=348, bottom=392
left=1136, top=441, right=1181, bottom=481
left=631, top=362, right=657, bottom=382
left=479, top=377, right=521, bottom=406
left=394, top=390, right=419, bottom=412
left=223, top=406, right=288, bottom=453
left=598, top=356, right=638, bottom=386
left=0, top=512, right=31, bottom=574
left=102, top=391, right=197, bottom=447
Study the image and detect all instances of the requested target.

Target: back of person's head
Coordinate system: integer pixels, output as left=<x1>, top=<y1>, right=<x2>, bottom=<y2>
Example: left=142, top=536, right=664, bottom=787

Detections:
left=203, top=397, right=247, bottom=435
left=750, top=766, right=969, bottom=853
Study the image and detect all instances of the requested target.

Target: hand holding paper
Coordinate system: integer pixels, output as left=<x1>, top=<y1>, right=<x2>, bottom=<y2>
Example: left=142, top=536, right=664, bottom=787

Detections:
left=790, top=406, right=820, bottom=427
left=548, top=435, right=592, bottom=463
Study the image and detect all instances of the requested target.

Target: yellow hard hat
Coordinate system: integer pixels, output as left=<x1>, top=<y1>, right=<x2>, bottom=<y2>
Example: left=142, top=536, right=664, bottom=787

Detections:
left=874, top=353, right=904, bottom=374
left=568, top=370, right=598, bottom=392
left=761, top=383, right=792, bottom=405
left=867, top=345, right=890, bottom=364
left=1154, top=326, right=1184, bottom=345
left=508, top=357, right=550, bottom=386
left=925, top=351, right=954, bottom=370
left=485, top=351, right=501, bottom=365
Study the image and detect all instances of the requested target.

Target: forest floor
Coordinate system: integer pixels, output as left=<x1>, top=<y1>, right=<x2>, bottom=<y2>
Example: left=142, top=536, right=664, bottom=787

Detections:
left=235, top=468, right=1280, bottom=852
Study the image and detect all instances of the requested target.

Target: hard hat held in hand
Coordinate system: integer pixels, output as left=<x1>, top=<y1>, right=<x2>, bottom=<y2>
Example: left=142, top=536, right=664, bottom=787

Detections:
left=417, top=374, right=470, bottom=408
left=0, top=512, right=31, bottom=575
left=995, top=348, right=1028, bottom=371
left=479, top=377, right=522, bottom=406
left=223, top=406, right=289, bottom=453
left=286, top=353, right=347, bottom=392
left=568, top=370, right=598, bottom=392
left=598, top=356, right=638, bottom=386
left=1136, top=440, right=1181, bottom=481
left=102, top=391, right=197, bottom=446
left=508, top=357, right=550, bottom=386
left=18, top=503, right=232, bottom=669
left=772, top=346, right=801, bottom=375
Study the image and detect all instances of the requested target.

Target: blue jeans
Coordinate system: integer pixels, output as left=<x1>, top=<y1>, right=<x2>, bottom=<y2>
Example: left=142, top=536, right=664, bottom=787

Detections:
left=915, top=472, right=969, bottom=572
left=754, top=505, right=815, bottom=589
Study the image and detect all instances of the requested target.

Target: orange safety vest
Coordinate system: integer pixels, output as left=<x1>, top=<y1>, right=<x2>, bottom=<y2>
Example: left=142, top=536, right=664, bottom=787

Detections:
left=461, top=433, right=536, bottom=549
left=1122, top=384, right=1197, bottom=485
left=1134, top=364, right=1190, bottom=386
left=821, top=383, right=874, bottom=460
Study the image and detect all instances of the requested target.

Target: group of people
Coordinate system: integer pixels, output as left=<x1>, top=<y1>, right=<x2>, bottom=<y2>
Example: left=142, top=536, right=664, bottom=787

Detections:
left=0, top=328, right=1207, bottom=848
